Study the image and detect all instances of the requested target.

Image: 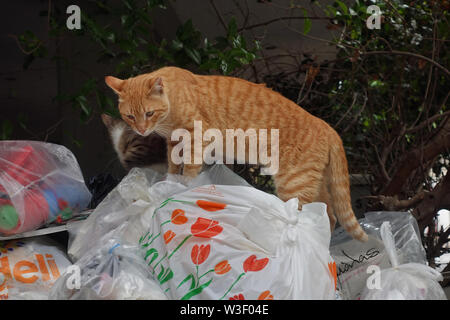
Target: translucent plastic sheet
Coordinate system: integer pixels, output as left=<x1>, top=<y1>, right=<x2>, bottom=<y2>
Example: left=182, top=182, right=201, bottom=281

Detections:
left=49, top=239, right=167, bottom=300
left=0, top=141, right=91, bottom=235
left=360, top=222, right=446, bottom=300
left=330, top=211, right=429, bottom=300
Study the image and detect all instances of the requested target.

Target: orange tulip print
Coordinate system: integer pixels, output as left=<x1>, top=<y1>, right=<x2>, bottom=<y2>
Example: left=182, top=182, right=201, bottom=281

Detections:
left=229, top=293, right=245, bottom=300
left=214, top=260, right=231, bottom=275
left=163, top=230, right=176, bottom=244
left=191, top=244, right=211, bottom=265
left=196, top=200, right=227, bottom=212
left=328, top=261, right=337, bottom=290
left=219, top=255, right=270, bottom=300
left=243, top=255, right=269, bottom=272
left=171, top=209, right=188, bottom=225
left=168, top=218, right=223, bottom=260
left=191, top=217, right=223, bottom=238
left=258, top=290, right=274, bottom=300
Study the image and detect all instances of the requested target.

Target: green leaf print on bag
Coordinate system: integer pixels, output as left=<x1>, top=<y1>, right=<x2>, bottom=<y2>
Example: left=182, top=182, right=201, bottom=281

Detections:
left=181, top=278, right=213, bottom=300
left=157, top=265, right=174, bottom=285
left=144, top=248, right=159, bottom=265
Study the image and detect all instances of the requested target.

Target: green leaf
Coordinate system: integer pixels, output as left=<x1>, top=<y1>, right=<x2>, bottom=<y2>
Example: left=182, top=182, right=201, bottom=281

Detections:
left=302, top=9, right=312, bottom=35
left=220, top=60, right=229, bottom=75
left=184, top=48, right=201, bottom=65
left=335, top=0, right=348, bottom=15
left=172, top=39, right=183, bottom=50
left=121, top=15, right=129, bottom=26
left=325, top=5, right=337, bottom=17
left=369, top=80, right=384, bottom=87
left=180, top=278, right=213, bottom=300
left=227, top=17, right=238, bottom=38
left=122, top=0, right=134, bottom=10
left=17, top=113, right=28, bottom=130
left=231, top=36, right=241, bottom=48
left=0, top=120, right=13, bottom=140
left=177, top=274, right=196, bottom=290
left=147, top=0, right=166, bottom=9
left=106, top=32, right=116, bottom=43
left=76, top=95, right=91, bottom=118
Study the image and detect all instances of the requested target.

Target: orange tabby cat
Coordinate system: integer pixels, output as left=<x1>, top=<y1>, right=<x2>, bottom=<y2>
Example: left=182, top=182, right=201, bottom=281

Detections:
left=105, top=66, right=368, bottom=241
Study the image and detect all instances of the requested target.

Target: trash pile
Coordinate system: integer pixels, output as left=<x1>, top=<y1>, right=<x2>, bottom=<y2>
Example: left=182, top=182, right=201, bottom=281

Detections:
left=0, top=141, right=446, bottom=300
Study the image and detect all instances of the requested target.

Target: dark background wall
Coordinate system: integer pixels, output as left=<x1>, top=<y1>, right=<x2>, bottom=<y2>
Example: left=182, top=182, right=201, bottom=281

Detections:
left=1, top=2, right=379, bottom=213
left=1, top=0, right=338, bottom=179
left=0, top=0, right=369, bottom=214
left=1, top=1, right=176, bottom=179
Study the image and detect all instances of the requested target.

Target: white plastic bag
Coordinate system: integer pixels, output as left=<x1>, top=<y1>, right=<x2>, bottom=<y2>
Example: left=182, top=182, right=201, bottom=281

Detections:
left=361, top=221, right=447, bottom=300
left=138, top=171, right=337, bottom=300
left=360, top=222, right=446, bottom=300
left=330, top=211, right=427, bottom=300
left=0, top=141, right=91, bottom=235
left=67, top=165, right=248, bottom=262
left=0, top=236, right=71, bottom=300
left=67, top=165, right=337, bottom=300
left=49, top=239, right=167, bottom=300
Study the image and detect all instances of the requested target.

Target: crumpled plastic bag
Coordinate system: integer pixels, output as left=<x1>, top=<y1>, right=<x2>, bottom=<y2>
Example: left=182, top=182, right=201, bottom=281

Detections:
left=360, top=221, right=446, bottom=300
left=67, top=165, right=249, bottom=262
left=65, top=165, right=337, bottom=300
left=0, top=141, right=91, bottom=235
left=330, top=211, right=428, bottom=300
left=49, top=239, right=167, bottom=300
left=139, top=183, right=336, bottom=300
left=0, top=236, right=72, bottom=300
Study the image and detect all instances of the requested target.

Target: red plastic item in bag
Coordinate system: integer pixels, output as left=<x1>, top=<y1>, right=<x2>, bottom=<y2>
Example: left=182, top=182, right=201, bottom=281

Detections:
left=0, top=141, right=91, bottom=235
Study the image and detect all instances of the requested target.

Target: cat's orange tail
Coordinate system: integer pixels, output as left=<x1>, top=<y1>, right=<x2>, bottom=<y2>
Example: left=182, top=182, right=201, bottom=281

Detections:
left=328, top=134, right=368, bottom=242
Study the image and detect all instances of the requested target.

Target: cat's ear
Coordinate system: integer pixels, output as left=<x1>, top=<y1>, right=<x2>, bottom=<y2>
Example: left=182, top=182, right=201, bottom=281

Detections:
left=149, top=77, right=164, bottom=96
left=101, top=113, right=113, bottom=127
left=105, top=76, right=125, bottom=95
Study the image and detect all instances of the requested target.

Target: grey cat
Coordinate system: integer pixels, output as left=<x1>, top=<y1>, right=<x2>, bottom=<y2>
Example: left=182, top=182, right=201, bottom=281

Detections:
left=101, top=114, right=168, bottom=173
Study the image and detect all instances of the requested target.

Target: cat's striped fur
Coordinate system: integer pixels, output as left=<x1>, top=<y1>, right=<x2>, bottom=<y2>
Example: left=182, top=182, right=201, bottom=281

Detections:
left=101, top=114, right=167, bottom=173
left=105, top=67, right=368, bottom=241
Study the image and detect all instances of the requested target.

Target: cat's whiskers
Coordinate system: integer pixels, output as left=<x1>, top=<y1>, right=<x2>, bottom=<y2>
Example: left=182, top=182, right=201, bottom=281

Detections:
left=153, top=123, right=172, bottom=138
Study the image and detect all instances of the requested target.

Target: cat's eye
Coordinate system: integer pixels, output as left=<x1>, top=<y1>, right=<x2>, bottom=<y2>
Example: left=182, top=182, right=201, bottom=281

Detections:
left=146, top=111, right=155, bottom=118
left=126, top=115, right=135, bottom=121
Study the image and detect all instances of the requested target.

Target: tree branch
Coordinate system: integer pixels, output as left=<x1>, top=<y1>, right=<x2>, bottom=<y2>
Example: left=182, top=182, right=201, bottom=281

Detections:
left=414, top=172, right=450, bottom=232
left=382, top=118, right=450, bottom=195
left=237, top=15, right=331, bottom=32
left=209, top=0, right=228, bottom=32
left=363, top=192, right=425, bottom=212
left=406, top=110, right=450, bottom=134
left=360, top=50, right=450, bottom=77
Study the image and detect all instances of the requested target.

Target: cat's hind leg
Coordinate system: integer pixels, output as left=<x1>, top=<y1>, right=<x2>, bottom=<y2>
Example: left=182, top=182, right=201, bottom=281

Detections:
left=273, top=146, right=325, bottom=210
left=182, top=163, right=203, bottom=178
left=317, top=177, right=337, bottom=231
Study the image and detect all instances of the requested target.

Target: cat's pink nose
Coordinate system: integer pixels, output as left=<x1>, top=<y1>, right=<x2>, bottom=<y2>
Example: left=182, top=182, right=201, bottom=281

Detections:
left=138, top=128, right=146, bottom=135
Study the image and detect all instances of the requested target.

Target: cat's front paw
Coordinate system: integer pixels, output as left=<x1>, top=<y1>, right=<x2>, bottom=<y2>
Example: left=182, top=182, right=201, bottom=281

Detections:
left=182, top=164, right=202, bottom=178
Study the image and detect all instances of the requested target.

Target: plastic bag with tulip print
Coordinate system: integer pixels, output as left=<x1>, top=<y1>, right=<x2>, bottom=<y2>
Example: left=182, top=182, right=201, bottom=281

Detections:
left=139, top=178, right=337, bottom=300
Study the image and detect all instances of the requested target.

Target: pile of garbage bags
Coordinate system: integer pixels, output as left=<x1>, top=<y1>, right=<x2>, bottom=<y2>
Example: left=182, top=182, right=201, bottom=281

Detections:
left=0, top=141, right=447, bottom=300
